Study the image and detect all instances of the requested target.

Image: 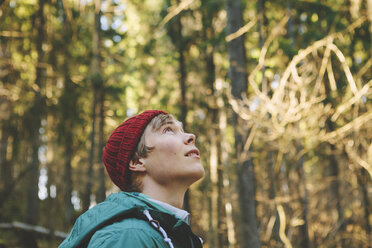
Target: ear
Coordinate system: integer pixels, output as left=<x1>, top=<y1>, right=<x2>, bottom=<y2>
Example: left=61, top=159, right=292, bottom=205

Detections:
left=129, top=158, right=147, bottom=172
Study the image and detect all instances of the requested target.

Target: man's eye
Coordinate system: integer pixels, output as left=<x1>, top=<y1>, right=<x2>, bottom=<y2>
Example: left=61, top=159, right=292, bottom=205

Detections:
left=164, top=127, right=173, bottom=133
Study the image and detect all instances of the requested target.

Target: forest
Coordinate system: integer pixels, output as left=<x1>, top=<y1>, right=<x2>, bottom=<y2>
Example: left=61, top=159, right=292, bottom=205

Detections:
left=0, top=0, right=371, bottom=247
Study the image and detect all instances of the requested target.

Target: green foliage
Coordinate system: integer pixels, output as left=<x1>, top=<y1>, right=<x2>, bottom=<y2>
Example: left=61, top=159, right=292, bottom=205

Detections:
left=0, top=0, right=370, bottom=247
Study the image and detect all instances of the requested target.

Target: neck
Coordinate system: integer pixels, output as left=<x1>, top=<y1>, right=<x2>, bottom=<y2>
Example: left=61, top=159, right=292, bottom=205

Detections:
left=141, top=178, right=187, bottom=209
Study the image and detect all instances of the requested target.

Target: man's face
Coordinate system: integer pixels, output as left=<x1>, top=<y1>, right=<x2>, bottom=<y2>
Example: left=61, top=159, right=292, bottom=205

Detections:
left=141, top=118, right=205, bottom=187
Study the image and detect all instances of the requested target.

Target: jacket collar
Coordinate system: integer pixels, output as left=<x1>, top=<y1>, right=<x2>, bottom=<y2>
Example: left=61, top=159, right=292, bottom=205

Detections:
left=132, top=192, right=190, bottom=224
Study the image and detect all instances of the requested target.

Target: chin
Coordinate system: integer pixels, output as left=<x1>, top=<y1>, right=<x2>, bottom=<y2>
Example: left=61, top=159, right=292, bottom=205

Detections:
left=189, top=165, right=205, bottom=182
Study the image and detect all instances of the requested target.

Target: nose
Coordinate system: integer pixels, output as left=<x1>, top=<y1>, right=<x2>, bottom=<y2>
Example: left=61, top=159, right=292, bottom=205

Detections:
left=184, top=133, right=195, bottom=145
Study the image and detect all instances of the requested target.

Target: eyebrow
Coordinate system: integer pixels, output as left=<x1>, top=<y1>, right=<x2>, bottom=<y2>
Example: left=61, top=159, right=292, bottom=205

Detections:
left=162, top=121, right=184, bottom=132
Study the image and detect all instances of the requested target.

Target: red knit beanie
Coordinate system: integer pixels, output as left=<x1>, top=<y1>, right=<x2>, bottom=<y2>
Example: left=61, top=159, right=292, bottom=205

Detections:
left=102, top=110, right=167, bottom=191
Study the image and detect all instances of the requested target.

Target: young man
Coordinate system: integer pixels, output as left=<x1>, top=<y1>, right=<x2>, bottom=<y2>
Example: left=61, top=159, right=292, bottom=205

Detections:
left=59, top=110, right=205, bottom=248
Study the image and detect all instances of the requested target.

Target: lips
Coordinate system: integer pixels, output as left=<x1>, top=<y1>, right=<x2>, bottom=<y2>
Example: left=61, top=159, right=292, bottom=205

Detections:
left=185, top=149, right=200, bottom=158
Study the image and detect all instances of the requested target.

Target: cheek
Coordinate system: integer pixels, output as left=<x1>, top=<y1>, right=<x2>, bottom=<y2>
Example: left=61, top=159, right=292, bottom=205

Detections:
left=156, top=140, right=180, bottom=157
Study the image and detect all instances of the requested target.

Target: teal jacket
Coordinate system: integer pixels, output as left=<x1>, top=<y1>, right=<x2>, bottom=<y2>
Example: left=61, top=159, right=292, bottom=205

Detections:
left=59, top=192, right=203, bottom=248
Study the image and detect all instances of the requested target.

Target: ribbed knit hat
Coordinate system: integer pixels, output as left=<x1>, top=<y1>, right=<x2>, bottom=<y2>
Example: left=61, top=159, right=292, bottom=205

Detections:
left=103, top=110, right=167, bottom=191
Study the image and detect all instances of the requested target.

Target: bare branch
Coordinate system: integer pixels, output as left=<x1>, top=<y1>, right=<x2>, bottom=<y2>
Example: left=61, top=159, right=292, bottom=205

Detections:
left=331, top=80, right=372, bottom=121
left=241, top=124, right=257, bottom=162
left=345, top=141, right=372, bottom=178
left=226, top=18, right=257, bottom=42
left=277, top=204, right=293, bottom=248
left=321, top=111, right=372, bottom=142
left=328, top=43, right=358, bottom=95
left=157, top=0, right=194, bottom=29
left=327, top=60, right=337, bottom=91
left=273, top=16, right=366, bottom=103
left=0, top=222, right=67, bottom=239
left=228, top=15, right=370, bottom=180
left=315, top=43, right=332, bottom=91
left=0, top=31, right=27, bottom=38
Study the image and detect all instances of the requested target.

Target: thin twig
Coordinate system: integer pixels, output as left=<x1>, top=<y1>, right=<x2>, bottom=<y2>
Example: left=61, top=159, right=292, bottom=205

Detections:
left=277, top=204, right=293, bottom=248
left=157, top=0, right=194, bottom=30
left=226, top=18, right=257, bottom=42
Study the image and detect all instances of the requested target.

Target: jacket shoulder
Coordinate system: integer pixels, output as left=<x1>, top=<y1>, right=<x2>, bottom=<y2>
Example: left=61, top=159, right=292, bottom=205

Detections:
left=88, top=217, right=168, bottom=248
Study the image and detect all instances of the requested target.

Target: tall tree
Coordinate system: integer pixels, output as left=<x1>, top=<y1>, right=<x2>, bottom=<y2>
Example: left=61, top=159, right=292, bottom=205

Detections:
left=96, top=86, right=106, bottom=203
left=83, top=0, right=103, bottom=211
left=22, top=0, right=46, bottom=246
left=56, top=0, right=77, bottom=226
left=356, top=168, right=371, bottom=236
left=297, top=146, right=311, bottom=248
left=257, top=0, right=283, bottom=245
left=200, top=0, right=227, bottom=246
left=226, top=0, right=261, bottom=247
left=83, top=86, right=97, bottom=212
left=287, top=3, right=310, bottom=247
left=0, top=39, right=13, bottom=200
left=175, top=0, right=187, bottom=128
left=163, top=0, right=190, bottom=211
left=60, top=80, right=75, bottom=227
left=25, top=0, right=46, bottom=225
left=257, top=0, right=267, bottom=93
left=325, top=120, right=345, bottom=248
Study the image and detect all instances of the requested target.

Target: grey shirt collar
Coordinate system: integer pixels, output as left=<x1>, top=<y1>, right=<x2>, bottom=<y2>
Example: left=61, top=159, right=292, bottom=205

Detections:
left=148, top=198, right=190, bottom=225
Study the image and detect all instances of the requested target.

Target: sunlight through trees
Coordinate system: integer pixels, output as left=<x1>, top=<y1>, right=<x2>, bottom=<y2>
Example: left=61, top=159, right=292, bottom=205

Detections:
left=0, top=0, right=371, bottom=247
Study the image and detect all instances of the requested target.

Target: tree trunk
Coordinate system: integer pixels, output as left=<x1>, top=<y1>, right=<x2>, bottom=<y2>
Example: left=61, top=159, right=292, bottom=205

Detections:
left=219, top=103, right=237, bottom=247
left=83, top=89, right=96, bottom=212
left=267, top=151, right=281, bottom=245
left=368, top=0, right=372, bottom=58
left=59, top=0, right=75, bottom=226
left=96, top=87, right=106, bottom=203
left=0, top=119, right=19, bottom=210
left=0, top=99, right=11, bottom=197
left=209, top=129, right=218, bottom=248
left=60, top=80, right=75, bottom=227
left=176, top=0, right=187, bottom=129
left=326, top=120, right=345, bottom=248
left=0, top=40, right=12, bottom=197
left=226, top=0, right=261, bottom=247
left=258, top=2, right=278, bottom=242
left=83, top=2, right=102, bottom=211
left=286, top=1, right=294, bottom=48
left=200, top=0, right=228, bottom=246
left=95, top=3, right=105, bottom=204
left=356, top=168, right=371, bottom=237
left=298, top=145, right=311, bottom=248
left=257, top=0, right=267, bottom=93
left=208, top=110, right=227, bottom=248
left=23, top=1, right=46, bottom=247
left=25, top=0, right=46, bottom=227
left=45, top=124, right=57, bottom=245
left=174, top=0, right=189, bottom=212
left=324, top=74, right=344, bottom=247
left=216, top=129, right=228, bottom=248
left=287, top=3, right=311, bottom=246
left=63, top=131, right=74, bottom=226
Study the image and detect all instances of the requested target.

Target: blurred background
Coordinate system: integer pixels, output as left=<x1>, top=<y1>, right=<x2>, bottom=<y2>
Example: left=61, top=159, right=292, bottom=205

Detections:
left=0, top=0, right=371, bottom=247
